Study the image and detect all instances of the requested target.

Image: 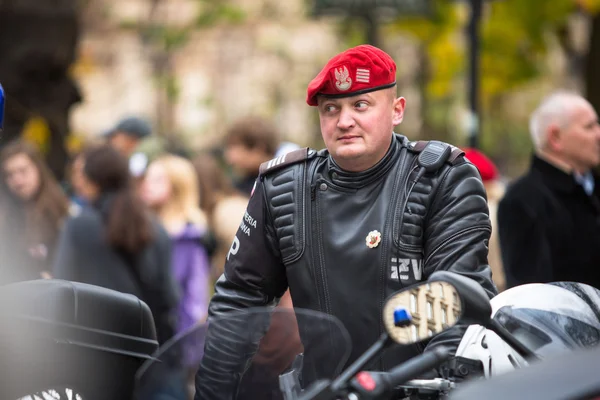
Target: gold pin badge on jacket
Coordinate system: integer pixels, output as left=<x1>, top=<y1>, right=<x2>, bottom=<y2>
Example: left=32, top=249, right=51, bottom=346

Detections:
left=366, top=230, right=382, bottom=248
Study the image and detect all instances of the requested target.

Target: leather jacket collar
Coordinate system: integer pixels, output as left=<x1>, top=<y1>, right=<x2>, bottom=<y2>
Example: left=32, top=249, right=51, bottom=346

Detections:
left=327, top=134, right=400, bottom=189
left=531, top=155, right=582, bottom=194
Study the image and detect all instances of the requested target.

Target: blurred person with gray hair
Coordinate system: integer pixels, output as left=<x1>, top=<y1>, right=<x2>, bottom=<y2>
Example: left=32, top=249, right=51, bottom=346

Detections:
left=498, top=91, right=600, bottom=289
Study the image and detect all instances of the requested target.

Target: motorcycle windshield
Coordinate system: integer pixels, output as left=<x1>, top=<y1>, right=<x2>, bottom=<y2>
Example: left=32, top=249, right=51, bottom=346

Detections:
left=134, top=307, right=352, bottom=400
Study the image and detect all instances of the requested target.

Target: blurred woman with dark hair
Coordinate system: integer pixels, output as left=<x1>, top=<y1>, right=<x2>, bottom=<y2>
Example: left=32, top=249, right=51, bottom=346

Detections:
left=0, top=140, right=70, bottom=284
left=52, top=144, right=179, bottom=345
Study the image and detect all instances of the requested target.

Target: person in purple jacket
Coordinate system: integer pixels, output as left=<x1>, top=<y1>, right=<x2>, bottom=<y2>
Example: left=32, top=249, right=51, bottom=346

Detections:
left=141, top=154, right=212, bottom=339
left=170, top=221, right=211, bottom=333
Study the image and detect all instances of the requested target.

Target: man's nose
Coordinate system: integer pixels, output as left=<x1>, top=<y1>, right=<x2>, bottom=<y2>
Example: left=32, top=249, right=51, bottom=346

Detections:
left=337, top=107, right=355, bottom=130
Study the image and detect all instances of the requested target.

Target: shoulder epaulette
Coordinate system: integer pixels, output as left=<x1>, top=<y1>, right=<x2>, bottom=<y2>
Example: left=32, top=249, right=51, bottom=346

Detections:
left=259, top=147, right=316, bottom=176
left=409, top=140, right=465, bottom=165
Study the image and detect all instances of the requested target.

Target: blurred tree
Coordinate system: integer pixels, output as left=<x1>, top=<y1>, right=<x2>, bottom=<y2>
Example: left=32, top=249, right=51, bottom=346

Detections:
left=380, top=0, right=600, bottom=174
left=385, top=0, right=463, bottom=142
left=0, top=0, right=82, bottom=180
left=127, top=0, right=245, bottom=136
left=580, top=0, right=600, bottom=112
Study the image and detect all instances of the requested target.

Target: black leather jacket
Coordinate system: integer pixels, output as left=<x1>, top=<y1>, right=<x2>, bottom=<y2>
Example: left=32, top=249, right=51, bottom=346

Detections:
left=195, top=134, right=497, bottom=399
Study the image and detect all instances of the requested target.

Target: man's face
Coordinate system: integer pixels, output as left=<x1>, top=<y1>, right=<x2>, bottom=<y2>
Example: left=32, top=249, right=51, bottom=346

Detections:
left=225, top=143, right=271, bottom=177
left=108, top=131, right=139, bottom=157
left=3, top=153, right=41, bottom=201
left=317, top=89, right=405, bottom=172
left=556, top=101, right=600, bottom=172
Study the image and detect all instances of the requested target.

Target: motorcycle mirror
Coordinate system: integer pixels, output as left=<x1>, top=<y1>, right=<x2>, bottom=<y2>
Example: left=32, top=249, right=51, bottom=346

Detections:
left=320, top=275, right=484, bottom=399
left=383, top=281, right=463, bottom=345
left=426, top=271, right=492, bottom=325
left=427, top=271, right=538, bottom=360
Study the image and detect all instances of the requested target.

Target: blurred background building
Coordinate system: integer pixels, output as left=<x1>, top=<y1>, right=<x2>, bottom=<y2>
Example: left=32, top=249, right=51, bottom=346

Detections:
left=1, top=0, right=600, bottom=179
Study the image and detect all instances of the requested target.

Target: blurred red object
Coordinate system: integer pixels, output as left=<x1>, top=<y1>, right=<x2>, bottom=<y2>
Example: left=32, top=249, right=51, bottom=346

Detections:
left=463, top=148, right=499, bottom=182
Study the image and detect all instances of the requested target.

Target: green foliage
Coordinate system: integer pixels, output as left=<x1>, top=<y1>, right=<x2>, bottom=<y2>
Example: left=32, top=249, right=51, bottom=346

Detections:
left=143, top=26, right=190, bottom=51
left=385, top=0, right=600, bottom=106
left=136, top=0, right=245, bottom=133
left=156, top=74, right=180, bottom=102
left=139, top=1, right=246, bottom=52
left=479, top=0, right=574, bottom=104
left=380, top=0, right=600, bottom=172
left=336, top=16, right=373, bottom=48
left=388, top=0, right=464, bottom=99
left=195, top=1, right=246, bottom=28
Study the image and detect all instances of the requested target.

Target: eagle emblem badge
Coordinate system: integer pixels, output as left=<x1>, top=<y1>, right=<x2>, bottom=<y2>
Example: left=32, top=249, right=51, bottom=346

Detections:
left=335, top=66, right=352, bottom=91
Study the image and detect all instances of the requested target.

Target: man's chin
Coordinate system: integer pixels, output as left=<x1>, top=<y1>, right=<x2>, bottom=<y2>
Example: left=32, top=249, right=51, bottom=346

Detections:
left=334, top=143, right=365, bottom=159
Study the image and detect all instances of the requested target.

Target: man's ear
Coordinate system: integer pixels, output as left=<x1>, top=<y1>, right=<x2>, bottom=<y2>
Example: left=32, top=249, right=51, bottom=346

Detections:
left=392, top=97, right=406, bottom=126
left=546, top=123, right=563, bottom=151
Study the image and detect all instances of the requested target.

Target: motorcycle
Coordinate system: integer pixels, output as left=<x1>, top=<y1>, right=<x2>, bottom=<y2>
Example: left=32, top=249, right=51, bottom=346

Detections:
left=0, top=279, right=159, bottom=400
left=134, top=271, right=549, bottom=400
left=450, top=340, right=600, bottom=400
left=2, top=271, right=599, bottom=399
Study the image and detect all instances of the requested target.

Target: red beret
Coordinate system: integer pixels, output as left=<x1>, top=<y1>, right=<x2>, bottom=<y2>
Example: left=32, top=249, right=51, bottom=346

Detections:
left=463, top=148, right=498, bottom=182
left=306, top=44, right=397, bottom=106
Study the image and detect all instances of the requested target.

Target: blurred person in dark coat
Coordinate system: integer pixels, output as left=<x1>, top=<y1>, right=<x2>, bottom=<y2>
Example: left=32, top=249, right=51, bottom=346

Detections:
left=498, top=91, right=600, bottom=289
left=52, top=144, right=179, bottom=345
left=0, top=140, right=70, bottom=284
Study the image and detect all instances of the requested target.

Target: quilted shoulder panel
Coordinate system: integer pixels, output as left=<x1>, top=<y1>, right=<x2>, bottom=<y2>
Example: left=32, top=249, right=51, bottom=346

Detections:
left=263, top=163, right=305, bottom=264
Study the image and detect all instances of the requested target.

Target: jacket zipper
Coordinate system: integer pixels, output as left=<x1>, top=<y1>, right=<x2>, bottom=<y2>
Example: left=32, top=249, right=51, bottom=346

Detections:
left=312, top=183, right=332, bottom=315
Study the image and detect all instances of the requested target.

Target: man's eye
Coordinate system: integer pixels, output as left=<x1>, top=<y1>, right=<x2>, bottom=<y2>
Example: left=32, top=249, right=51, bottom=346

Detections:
left=325, top=105, right=337, bottom=112
left=355, top=101, right=368, bottom=109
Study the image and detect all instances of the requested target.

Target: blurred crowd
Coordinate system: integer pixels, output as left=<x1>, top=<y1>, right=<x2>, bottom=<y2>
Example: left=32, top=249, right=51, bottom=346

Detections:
left=3, top=83, right=600, bottom=399
left=0, top=105, right=552, bottom=347
left=0, top=110, right=508, bottom=395
left=0, top=113, right=301, bottom=348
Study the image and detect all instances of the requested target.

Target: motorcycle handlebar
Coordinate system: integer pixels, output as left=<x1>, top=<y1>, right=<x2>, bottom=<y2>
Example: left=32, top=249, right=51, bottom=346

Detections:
left=344, top=346, right=453, bottom=400
left=385, top=346, right=452, bottom=388
left=398, top=378, right=455, bottom=391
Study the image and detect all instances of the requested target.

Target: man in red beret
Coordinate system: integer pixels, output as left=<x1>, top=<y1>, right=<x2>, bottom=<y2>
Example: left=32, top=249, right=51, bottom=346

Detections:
left=196, top=45, right=496, bottom=399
